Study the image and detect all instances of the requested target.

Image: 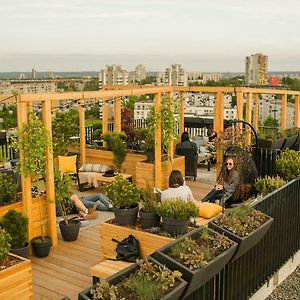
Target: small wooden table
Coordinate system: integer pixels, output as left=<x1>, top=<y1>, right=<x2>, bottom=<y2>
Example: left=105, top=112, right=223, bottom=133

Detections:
left=96, top=173, right=132, bottom=184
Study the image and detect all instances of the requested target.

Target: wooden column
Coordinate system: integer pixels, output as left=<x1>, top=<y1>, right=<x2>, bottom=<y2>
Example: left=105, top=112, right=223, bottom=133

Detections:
left=281, top=94, right=287, bottom=131
left=102, top=97, right=108, bottom=147
left=114, top=97, right=122, bottom=133
left=168, top=92, right=174, bottom=163
left=215, top=92, right=224, bottom=178
left=236, top=91, right=244, bottom=121
left=179, top=91, right=185, bottom=135
left=253, top=93, right=259, bottom=131
left=79, top=99, right=86, bottom=165
left=213, top=93, right=218, bottom=133
left=16, top=99, right=33, bottom=242
left=154, top=93, right=162, bottom=189
left=294, top=94, right=299, bottom=128
left=245, top=92, right=252, bottom=145
left=42, top=100, right=57, bottom=247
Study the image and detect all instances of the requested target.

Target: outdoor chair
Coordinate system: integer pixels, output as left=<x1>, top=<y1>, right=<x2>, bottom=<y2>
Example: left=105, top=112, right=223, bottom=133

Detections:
left=175, top=147, right=198, bottom=181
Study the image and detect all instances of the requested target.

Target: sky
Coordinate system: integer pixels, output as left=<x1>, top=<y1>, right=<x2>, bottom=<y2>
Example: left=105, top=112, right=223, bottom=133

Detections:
left=0, top=0, right=299, bottom=72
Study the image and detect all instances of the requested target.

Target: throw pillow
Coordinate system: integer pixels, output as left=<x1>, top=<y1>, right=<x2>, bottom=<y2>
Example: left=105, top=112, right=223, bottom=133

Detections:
left=199, top=202, right=222, bottom=219
left=58, top=155, right=77, bottom=173
left=79, top=163, right=109, bottom=173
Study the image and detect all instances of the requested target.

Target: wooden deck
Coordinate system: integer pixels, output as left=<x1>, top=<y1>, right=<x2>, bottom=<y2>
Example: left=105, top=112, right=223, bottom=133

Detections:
left=31, top=180, right=214, bottom=300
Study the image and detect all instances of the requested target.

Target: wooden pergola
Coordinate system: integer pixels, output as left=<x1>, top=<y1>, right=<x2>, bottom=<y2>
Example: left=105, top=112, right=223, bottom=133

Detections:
left=1, top=85, right=299, bottom=248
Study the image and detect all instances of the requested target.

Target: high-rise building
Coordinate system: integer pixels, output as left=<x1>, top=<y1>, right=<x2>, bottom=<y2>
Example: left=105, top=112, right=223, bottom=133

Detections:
left=245, top=53, right=268, bottom=85
left=135, top=64, right=146, bottom=82
left=32, top=68, right=37, bottom=80
left=99, top=64, right=128, bottom=89
left=158, top=64, right=187, bottom=86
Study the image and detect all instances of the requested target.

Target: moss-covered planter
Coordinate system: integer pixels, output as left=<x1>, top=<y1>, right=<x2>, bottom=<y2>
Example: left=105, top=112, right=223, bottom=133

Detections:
left=78, top=257, right=187, bottom=300
left=257, top=137, right=285, bottom=150
left=153, top=227, right=237, bottom=297
left=209, top=212, right=273, bottom=261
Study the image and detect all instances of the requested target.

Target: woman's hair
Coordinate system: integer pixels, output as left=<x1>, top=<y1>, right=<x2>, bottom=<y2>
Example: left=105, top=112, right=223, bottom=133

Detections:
left=181, top=131, right=190, bottom=142
left=223, top=156, right=238, bottom=181
left=169, top=170, right=184, bottom=188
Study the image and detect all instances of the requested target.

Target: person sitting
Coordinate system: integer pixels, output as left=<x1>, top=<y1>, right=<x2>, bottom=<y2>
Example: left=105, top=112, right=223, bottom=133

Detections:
left=176, top=131, right=198, bottom=154
left=202, top=156, right=240, bottom=205
left=161, top=170, right=199, bottom=203
left=70, top=193, right=113, bottom=218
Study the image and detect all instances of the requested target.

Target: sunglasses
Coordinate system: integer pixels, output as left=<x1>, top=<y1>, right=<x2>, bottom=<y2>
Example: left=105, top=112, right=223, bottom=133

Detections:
left=226, top=162, right=233, bottom=166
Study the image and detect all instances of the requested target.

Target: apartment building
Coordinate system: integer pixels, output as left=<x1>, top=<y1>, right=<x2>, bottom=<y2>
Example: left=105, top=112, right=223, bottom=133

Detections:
left=99, top=64, right=128, bottom=89
left=135, top=64, right=146, bottom=82
left=245, top=53, right=268, bottom=85
left=0, top=80, right=57, bottom=95
left=157, top=64, right=187, bottom=86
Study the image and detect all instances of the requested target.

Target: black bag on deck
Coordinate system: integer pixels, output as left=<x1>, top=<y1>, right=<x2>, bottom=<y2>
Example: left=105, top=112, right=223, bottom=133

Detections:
left=112, top=234, right=140, bottom=262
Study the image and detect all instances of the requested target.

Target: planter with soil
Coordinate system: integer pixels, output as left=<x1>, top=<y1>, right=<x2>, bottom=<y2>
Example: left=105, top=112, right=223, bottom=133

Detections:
left=208, top=206, right=273, bottom=261
left=112, top=205, right=139, bottom=226
left=139, top=210, right=160, bottom=229
left=153, top=227, right=237, bottom=297
left=59, top=219, right=81, bottom=242
left=257, top=137, right=286, bottom=150
left=31, top=235, right=52, bottom=258
left=78, top=257, right=187, bottom=300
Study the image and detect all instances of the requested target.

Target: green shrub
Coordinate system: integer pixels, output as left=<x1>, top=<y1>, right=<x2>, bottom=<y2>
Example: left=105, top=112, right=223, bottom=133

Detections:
left=255, top=176, right=286, bottom=196
left=105, top=175, right=140, bottom=209
left=283, top=127, right=300, bottom=138
left=0, top=227, right=11, bottom=264
left=1, top=209, right=28, bottom=248
left=276, top=149, right=300, bottom=181
left=0, top=173, right=18, bottom=206
left=140, top=185, right=157, bottom=213
left=156, top=199, right=199, bottom=220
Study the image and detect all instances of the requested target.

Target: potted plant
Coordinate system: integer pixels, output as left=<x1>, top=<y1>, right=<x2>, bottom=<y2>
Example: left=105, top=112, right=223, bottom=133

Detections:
left=105, top=175, right=140, bottom=226
left=78, top=257, right=187, bottom=300
left=256, top=127, right=285, bottom=150
left=139, top=185, right=160, bottom=229
left=156, top=199, right=199, bottom=236
left=282, top=127, right=300, bottom=150
left=276, top=149, right=300, bottom=181
left=0, top=227, right=33, bottom=298
left=0, top=172, right=18, bottom=207
left=13, top=111, right=52, bottom=257
left=255, top=175, right=286, bottom=196
left=1, top=209, right=29, bottom=258
left=209, top=205, right=273, bottom=261
left=154, top=227, right=237, bottom=297
left=102, top=132, right=127, bottom=173
left=54, top=169, right=80, bottom=242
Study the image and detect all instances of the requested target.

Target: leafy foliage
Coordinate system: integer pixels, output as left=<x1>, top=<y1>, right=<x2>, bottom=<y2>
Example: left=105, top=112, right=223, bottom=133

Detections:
left=276, top=149, right=300, bottom=181
left=13, top=111, right=51, bottom=179
left=105, top=175, right=140, bottom=209
left=1, top=209, right=28, bottom=248
left=0, top=227, right=11, bottom=265
left=121, top=107, right=138, bottom=143
left=255, top=176, right=286, bottom=196
left=102, top=132, right=127, bottom=172
left=0, top=173, right=18, bottom=206
left=140, top=185, right=158, bottom=214
left=216, top=206, right=267, bottom=237
left=283, top=127, right=300, bottom=138
left=90, top=280, right=122, bottom=300
left=52, top=110, right=79, bottom=156
left=156, top=199, right=199, bottom=220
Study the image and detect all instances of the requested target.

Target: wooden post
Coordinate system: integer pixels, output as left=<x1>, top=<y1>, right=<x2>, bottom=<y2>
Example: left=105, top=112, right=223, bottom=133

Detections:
left=236, top=91, right=244, bottom=133
left=168, top=92, right=174, bottom=163
left=154, top=93, right=162, bottom=189
left=281, top=94, right=287, bottom=131
left=102, top=97, right=108, bottom=147
left=179, top=91, right=185, bottom=135
left=294, top=94, right=299, bottom=128
left=215, top=92, right=224, bottom=178
left=213, top=93, right=218, bottom=133
left=245, top=92, right=252, bottom=145
left=79, top=99, right=86, bottom=165
left=16, top=99, right=33, bottom=242
left=253, top=93, right=259, bottom=131
left=42, top=101, right=58, bottom=247
left=114, top=97, right=122, bottom=133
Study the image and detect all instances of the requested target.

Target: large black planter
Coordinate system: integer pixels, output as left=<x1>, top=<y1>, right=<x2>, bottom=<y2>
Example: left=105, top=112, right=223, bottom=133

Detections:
left=153, top=227, right=237, bottom=298
left=113, top=205, right=139, bottom=226
left=31, top=236, right=52, bottom=258
left=257, top=137, right=285, bottom=149
left=282, top=134, right=298, bottom=150
left=139, top=210, right=160, bottom=229
left=59, top=219, right=81, bottom=242
left=78, top=257, right=187, bottom=300
left=10, top=242, right=30, bottom=259
left=146, top=150, right=154, bottom=163
left=291, top=133, right=300, bottom=150
left=209, top=213, right=273, bottom=261
left=162, top=217, right=189, bottom=236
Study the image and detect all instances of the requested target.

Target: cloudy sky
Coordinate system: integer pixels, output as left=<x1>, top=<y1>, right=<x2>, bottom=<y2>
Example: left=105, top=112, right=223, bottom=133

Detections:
left=0, top=0, right=299, bottom=72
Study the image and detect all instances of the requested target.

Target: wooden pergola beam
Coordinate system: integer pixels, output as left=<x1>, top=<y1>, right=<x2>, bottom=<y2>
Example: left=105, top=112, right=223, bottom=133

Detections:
left=281, top=94, right=287, bottom=131
left=295, top=95, right=300, bottom=128
left=154, top=93, right=162, bottom=189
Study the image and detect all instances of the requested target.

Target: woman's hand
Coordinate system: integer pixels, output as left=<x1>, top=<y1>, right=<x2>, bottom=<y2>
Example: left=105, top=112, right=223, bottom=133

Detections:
left=215, top=184, right=224, bottom=190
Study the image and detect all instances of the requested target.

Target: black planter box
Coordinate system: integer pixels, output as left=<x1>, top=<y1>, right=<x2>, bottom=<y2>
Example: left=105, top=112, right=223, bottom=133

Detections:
left=257, top=137, right=285, bottom=150
left=282, top=134, right=298, bottom=150
left=208, top=212, right=273, bottom=261
left=78, top=257, right=187, bottom=300
left=153, top=227, right=237, bottom=298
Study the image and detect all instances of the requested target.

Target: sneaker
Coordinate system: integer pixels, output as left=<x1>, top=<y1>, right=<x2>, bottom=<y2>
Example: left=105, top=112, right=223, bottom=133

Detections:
left=88, top=202, right=97, bottom=214
left=86, top=212, right=97, bottom=220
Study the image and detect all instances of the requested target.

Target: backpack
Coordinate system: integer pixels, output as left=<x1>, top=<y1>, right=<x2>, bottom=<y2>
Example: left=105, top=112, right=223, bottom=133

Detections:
left=112, top=234, right=140, bottom=262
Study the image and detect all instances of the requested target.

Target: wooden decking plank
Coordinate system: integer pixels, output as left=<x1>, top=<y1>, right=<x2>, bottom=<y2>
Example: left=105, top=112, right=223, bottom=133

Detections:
left=33, top=285, right=62, bottom=300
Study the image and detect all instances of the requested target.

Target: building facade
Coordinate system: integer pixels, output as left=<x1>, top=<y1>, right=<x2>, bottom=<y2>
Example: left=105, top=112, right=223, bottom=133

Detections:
left=245, top=53, right=268, bottom=85
left=99, top=64, right=128, bottom=89
left=135, top=64, right=146, bottom=82
left=157, top=64, right=187, bottom=86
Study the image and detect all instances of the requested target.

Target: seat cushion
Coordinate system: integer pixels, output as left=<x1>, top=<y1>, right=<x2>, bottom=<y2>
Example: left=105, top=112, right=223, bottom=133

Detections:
left=199, top=202, right=222, bottom=219
left=58, top=155, right=77, bottom=173
left=79, top=163, right=109, bottom=173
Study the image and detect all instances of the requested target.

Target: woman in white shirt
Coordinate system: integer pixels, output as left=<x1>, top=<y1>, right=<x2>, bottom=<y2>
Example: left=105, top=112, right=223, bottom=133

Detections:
left=161, top=170, right=195, bottom=202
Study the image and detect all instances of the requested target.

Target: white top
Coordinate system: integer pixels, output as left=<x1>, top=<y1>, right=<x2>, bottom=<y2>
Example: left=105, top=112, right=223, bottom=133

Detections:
left=161, top=185, right=195, bottom=202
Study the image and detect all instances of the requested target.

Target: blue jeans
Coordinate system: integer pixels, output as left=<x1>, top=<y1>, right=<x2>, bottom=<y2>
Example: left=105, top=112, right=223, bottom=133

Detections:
left=202, top=189, right=224, bottom=202
left=82, top=193, right=111, bottom=211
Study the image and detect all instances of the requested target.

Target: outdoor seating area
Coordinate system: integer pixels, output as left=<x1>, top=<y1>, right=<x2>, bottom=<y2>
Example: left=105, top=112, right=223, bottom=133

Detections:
left=0, top=85, right=300, bottom=300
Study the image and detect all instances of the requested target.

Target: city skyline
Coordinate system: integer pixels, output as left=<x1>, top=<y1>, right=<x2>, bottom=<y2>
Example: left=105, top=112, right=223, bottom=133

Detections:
left=0, top=0, right=300, bottom=72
